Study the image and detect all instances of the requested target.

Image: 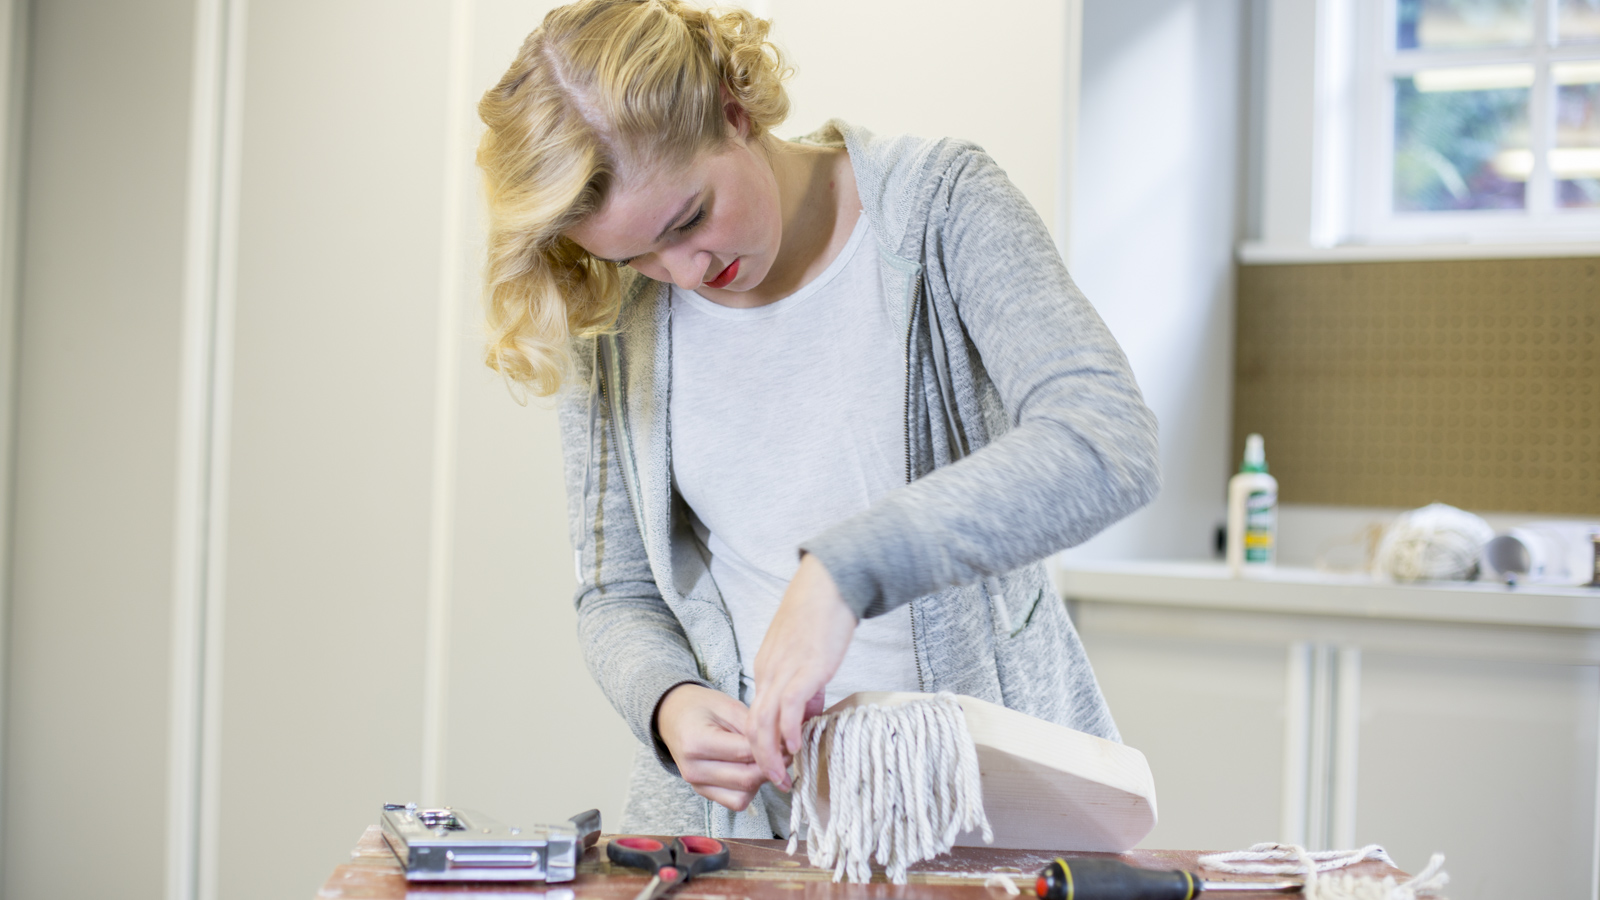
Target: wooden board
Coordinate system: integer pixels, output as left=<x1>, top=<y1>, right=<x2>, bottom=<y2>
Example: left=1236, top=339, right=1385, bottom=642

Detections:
left=317, top=827, right=1367, bottom=899
left=819, top=693, right=1158, bottom=853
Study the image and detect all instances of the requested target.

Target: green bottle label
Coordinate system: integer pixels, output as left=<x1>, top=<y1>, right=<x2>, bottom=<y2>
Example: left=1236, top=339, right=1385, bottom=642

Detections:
left=1243, top=489, right=1276, bottom=563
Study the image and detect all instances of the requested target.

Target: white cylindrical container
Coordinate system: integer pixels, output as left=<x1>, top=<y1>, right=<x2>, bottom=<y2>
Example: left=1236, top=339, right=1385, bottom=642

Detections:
left=1482, top=522, right=1600, bottom=586
left=1226, top=434, right=1279, bottom=577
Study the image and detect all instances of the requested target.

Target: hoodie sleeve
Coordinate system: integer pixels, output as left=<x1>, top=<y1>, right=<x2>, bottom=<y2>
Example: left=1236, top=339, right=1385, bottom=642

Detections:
left=559, top=338, right=707, bottom=770
left=801, top=147, right=1160, bottom=619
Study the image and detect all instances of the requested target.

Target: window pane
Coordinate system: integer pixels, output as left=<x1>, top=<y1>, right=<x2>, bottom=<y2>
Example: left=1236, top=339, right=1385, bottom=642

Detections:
left=1558, top=0, right=1600, bottom=44
left=1393, top=75, right=1529, bottom=211
left=1554, top=64, right=1600, bottom=206
left=1397, top=0, right=1533, bottom=50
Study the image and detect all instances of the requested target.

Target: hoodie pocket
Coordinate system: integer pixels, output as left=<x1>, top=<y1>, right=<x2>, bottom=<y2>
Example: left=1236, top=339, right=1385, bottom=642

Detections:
left=986, top=574, right=1048, bottom=639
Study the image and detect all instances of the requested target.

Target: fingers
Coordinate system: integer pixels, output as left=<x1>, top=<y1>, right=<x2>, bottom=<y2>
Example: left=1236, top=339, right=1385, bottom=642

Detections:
left=680, top=758, right=767, bottom=797
left=686, top=725, right=757, bottom=765
left=697, top=686, right=758, bottom=735
left=693, top=783, right=760, bottom=812
left=747, top=692, right=793, bottom=790
left=747, top=555, right=858, bottom=789
left=749, top=680, right=824, bottom=789
left=770, top=691, right=826, bottom=774
left=655, top=683, right=769, bottom=810
left=658, top=684, right=752, bottom=762
left=804, top=689, right=826, bottom=721
left=677, top=689, right=758, bottom=763
left=779, top=691, right=806, bottom=758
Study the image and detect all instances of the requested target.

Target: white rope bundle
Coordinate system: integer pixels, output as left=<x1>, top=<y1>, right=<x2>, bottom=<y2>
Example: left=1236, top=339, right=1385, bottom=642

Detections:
left=1308, top=854, right=1449, bottom=900
left=1372, top=503, right=1492, bottom=582
left=1200, top=842, right=1396, bottom=875
left=786, top=692, right=992, bottom=884
left=1200, top=843, right=1449, bottom=900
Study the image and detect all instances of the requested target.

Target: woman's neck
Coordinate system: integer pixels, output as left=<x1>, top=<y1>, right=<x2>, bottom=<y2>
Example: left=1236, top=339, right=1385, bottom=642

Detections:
left=734, top=136, right=860, bottom=308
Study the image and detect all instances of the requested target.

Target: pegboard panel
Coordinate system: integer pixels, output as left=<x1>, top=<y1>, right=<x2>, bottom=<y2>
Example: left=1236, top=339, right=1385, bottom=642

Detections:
left=1234, top=257, right=1599, bottom=514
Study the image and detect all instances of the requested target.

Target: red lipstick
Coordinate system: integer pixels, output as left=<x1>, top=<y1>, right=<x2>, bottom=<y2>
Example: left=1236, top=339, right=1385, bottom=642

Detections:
left=706, top=258, right=739, bottom=289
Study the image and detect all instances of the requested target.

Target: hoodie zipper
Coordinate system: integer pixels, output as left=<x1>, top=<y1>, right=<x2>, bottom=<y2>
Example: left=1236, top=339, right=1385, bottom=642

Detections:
left=903, top=269, right=927, bottom=693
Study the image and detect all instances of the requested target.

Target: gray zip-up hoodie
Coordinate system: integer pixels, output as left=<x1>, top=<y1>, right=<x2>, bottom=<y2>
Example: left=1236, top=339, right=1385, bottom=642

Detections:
left=557, top=121, right=1160, bottom=839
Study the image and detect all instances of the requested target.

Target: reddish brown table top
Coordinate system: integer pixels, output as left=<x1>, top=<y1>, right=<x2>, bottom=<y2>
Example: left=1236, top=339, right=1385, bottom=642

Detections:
left=317, top=826, right=1409, bottom=899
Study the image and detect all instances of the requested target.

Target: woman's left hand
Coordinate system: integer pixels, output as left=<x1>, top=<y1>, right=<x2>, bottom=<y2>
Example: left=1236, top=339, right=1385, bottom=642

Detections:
left=747, top=553, right=856, bottom=790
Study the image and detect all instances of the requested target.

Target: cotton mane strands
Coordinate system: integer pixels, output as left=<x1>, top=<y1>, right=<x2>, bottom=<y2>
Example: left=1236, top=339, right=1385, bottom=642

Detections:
left=787, top=693, right=989, bottom=884
left=786, top=692, right=1159, bottom=885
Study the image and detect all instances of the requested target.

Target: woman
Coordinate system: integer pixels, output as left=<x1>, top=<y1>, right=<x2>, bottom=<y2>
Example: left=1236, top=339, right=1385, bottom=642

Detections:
left=476, top=0, right=1159, bottom=838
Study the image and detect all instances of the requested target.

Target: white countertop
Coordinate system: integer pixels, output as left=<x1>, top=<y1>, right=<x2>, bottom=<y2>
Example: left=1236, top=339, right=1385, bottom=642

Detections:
left=1056, top=560, right=1600, bottom=630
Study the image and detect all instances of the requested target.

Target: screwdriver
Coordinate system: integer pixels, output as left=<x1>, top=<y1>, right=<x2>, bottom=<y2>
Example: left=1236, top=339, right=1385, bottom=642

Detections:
left=1036, top=858, right=1302, bottom=899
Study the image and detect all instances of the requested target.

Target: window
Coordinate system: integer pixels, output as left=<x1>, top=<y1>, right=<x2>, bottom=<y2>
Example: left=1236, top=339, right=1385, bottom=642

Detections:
left=1354, top=0, right=1600, bottom=241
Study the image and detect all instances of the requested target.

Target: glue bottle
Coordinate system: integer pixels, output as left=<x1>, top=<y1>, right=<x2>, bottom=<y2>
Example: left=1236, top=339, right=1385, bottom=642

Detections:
left=1226, top=433, right=1278, bottom=577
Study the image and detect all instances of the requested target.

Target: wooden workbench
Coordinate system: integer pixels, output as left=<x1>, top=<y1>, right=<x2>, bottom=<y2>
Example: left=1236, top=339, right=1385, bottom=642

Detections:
left=316, top=826, right=1410, bottom=898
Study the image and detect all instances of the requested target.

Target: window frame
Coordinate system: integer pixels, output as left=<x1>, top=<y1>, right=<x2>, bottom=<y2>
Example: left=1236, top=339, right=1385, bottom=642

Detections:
left=1350, top=0, right=1600, bottom=244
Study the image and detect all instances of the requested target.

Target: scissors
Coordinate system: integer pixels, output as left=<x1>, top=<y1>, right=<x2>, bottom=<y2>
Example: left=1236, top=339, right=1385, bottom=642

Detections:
left=606, top=834, right=731, bottom=900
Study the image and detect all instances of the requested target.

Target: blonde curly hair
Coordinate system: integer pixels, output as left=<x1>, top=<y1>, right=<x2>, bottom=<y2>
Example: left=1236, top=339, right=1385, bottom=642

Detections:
left=476, top=0, right=792, bottom=395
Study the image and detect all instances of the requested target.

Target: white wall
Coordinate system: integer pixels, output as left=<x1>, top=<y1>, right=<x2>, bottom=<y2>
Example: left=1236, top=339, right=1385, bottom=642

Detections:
left=1059, top=0, right=1248, bottom=563
left=4, top=1, right=194, bottom=897
left=0, top=2, right=630, bottom=898
left=1256, top=0, right=1318, bottom=250
left=213, top=1, right=455, bottom=894
left=771, top=0, right=1071, bottom=246
left=0, top=3, right=1084, bottom=900
left=0, top=0, right=27, bottom=882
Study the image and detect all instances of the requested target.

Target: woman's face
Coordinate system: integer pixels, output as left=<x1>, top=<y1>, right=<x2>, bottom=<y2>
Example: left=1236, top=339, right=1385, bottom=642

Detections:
left=566, top=132, right=782, bottom=306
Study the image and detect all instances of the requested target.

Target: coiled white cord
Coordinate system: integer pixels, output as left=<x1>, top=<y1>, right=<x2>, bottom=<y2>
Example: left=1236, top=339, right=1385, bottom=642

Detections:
left=1200, top=843, right=1449, bottom=900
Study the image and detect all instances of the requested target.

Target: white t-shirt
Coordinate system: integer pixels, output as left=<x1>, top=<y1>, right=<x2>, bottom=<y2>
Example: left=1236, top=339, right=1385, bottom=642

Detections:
left=668, top=215, right=920, bottom=707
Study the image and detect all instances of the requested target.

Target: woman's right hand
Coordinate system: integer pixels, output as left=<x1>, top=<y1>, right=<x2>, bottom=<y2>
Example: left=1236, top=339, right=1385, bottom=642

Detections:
left=655, top=683, right=767, bottom=811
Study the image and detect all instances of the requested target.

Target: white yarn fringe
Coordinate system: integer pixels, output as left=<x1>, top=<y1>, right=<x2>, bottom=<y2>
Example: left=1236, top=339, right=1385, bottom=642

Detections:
left=786, top=692, right=992, bottom=884
left=1200, top=843, right=1450, bottom=900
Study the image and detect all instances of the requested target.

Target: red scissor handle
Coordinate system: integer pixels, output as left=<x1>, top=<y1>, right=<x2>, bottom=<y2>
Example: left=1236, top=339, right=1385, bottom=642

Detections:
left=607, top=835, right=729, bottom=886
left=607, top=836, right=677, bottom=878
left=671, top=836, right=730, bottom=880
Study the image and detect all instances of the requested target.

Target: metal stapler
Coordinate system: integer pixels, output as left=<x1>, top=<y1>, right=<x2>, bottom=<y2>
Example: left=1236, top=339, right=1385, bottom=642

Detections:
left=380, top=802, right=601, bottom=882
